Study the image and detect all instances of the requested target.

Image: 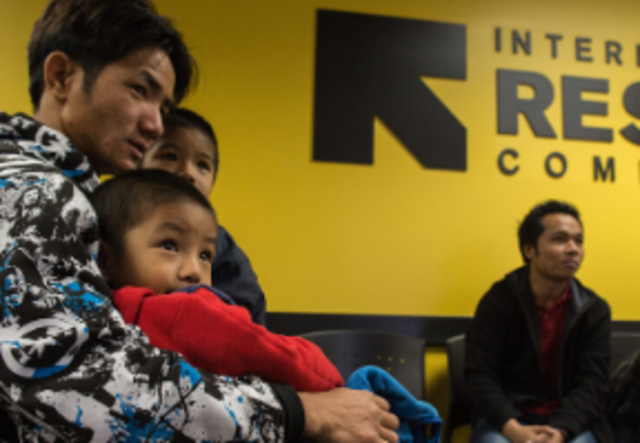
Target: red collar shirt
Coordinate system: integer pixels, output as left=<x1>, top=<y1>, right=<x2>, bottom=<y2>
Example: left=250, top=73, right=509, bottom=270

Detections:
left=523, top=284, right=571, bottom=415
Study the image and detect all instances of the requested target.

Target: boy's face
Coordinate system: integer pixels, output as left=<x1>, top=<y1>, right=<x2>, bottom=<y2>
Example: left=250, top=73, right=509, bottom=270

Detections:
left=140, top=126, right=216, bottom=197
left=60, top=47, right=175, bottom=175
left=103, top=202, right=217, bottom=294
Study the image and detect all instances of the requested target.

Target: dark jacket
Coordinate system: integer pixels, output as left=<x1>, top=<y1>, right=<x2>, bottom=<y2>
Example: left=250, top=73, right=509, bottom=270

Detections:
left=213, top=225, right=266, bottom=325
left=465, top=266, right=612, bottom=442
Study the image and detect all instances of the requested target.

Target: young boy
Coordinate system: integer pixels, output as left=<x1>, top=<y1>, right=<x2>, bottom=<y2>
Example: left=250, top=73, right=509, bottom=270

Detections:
left=92, top=169, right=343, bottom=392
left=139, top=108, right=267, bottom=325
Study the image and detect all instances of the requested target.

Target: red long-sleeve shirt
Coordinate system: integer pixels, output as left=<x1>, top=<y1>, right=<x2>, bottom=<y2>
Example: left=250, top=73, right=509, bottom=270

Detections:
left=113, top=286, right=343, bottom=392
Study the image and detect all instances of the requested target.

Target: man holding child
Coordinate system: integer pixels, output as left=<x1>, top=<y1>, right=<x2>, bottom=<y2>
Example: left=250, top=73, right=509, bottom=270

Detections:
left=0, top=0, right=399, bottom=441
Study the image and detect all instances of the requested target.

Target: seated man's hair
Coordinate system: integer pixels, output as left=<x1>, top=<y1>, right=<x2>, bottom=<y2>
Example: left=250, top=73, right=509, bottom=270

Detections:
left=517, top=200, right=582, bottom=263
left=29, top=0, right=196, bottom=110
left=164, top=108, right=220, bottom=178
left=91, top=169, right=216, bottom=256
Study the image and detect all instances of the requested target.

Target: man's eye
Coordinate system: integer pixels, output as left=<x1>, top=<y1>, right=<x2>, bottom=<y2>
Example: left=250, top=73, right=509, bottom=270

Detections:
left=132, top=85, right=147, bottom=96
left=161, top=240, right=177, bottom=251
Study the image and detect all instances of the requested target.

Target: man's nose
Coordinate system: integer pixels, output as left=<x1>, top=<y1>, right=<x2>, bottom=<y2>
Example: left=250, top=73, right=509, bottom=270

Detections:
left=140, top=107, right=164, bottom=141
left=567, top=240, right=580, bottom=253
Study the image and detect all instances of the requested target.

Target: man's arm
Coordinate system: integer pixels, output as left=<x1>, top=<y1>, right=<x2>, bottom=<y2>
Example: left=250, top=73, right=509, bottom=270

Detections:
left=113, top=286, right=344, bottom=392
left=547, top=300, right=611, bottom=438
left=465, top=289, right=522, bottom=430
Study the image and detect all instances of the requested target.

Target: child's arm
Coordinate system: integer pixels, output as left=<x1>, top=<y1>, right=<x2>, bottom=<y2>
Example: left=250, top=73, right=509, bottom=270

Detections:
left=114, top=286, right=344, bottom=392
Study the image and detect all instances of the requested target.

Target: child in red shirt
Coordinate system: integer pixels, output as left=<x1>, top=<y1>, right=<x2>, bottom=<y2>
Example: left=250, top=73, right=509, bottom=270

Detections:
left=92, top=169, right=343, bottom=392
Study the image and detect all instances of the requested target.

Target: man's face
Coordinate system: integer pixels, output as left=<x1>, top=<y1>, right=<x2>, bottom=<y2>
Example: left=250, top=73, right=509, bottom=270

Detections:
left=61, top=48, right=176, bottom=175
left=141, top=126, right=216, bottom=197
left=104, top=202, right=217, bottom=294
left=525, top=213, right=584, bottom=281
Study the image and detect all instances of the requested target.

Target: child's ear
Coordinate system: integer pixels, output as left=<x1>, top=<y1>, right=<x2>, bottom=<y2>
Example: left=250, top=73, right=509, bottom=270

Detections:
left=97, top=239, right=115, bottom=284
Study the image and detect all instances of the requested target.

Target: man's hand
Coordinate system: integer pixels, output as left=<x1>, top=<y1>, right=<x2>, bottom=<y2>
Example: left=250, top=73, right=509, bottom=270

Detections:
left=502, top=419, right=554, bottom=443
left=543, top=427, right=567, bottom=443
left=299, top=388, right=400, bottom=443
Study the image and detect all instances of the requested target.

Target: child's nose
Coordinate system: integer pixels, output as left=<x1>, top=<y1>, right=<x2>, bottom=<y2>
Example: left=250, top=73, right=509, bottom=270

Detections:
left=179, top=257, right=202, bottom=284
left=178, top=163, right=196, bottom=185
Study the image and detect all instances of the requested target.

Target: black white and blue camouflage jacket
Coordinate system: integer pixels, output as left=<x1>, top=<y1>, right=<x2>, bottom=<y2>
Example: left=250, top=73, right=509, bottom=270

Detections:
left=0, top=112, right=301, bottom=442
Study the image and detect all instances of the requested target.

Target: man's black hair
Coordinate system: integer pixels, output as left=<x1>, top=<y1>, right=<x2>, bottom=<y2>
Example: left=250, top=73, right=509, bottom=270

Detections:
left=163, top=108, right=220, bottom=180
left=518, top=200, right=582, bottom=264
left=28, top=0, right=196, bottom=110
left=91, top=169, right=216, bottom=256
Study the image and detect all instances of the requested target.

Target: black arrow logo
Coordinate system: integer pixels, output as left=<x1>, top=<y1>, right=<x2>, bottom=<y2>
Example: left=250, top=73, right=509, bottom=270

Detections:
left=313, top=10, right=467, bottom=171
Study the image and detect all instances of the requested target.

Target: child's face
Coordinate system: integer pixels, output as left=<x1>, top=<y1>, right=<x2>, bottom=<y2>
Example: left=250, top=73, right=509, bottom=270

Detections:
left=102, top=202, right=217, bottom=294
left=140, top=126, right=216, bottom=197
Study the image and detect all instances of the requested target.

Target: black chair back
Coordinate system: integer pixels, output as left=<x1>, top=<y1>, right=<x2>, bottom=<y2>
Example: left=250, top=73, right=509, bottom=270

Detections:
left=610, top=331, right=640, bottom=376
left=301, top=329, right=426, bottom=400
left=443, top=334, right=471, bottom=443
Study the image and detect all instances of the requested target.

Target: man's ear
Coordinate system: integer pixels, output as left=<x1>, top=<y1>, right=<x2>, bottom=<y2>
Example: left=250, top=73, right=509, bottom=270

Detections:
left=97, top=239, right=115, bottom=284
left=42, top=51, right=80, bottom=103
left=523, top=243, right=537, bottom=261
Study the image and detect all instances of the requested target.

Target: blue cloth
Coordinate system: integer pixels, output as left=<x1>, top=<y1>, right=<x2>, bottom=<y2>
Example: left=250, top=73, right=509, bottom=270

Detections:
left=346, top=366, right=442, bottom=443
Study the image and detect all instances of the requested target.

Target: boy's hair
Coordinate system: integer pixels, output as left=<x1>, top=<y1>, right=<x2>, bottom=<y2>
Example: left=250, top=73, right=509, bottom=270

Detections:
left=29, top=0, right=196, bottom=110
left=91, top=169, right=216, bottom=256
left=517, top=200, right=582, bottom=263
left=164, top=108, right=220, bottom=180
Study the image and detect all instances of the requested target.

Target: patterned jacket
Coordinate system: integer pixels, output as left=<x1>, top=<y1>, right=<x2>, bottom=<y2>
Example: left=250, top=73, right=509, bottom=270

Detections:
left=0, top=112, right=301, bottom=442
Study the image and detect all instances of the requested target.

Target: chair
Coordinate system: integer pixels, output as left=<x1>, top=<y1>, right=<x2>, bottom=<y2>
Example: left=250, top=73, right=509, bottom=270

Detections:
left=300, top=329, right=426, bottom=400
left=443, top=334, right=470, bottom=443
left=610, top=331, right=640, bottom=376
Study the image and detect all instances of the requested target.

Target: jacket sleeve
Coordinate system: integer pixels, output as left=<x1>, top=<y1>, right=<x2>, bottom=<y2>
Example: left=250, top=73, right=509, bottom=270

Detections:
left=113, top=286, right=344, bottom=392
left=212, top=226, right=267, bottom=325
left=548, top=299, right=612, bottom=438
left=0, top=167, right=298, bottom=442
left=465, top=287, right=521, bottom=431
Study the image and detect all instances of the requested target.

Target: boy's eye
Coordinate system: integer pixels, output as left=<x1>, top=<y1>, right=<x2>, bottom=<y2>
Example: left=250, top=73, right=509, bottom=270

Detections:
left=199, top=251, right=213, bottom=263
left=161, top=240, right=177, bottom=252
left=160, top=152, right=178, bottom=162
left=198, top=161, right=211, bottom=171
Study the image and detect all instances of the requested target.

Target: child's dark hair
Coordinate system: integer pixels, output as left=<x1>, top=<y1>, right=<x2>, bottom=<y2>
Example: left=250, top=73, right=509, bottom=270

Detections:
left=164, top=108, right=220, bottom=179
left=518, top=200, right=582, bottom=263
left=91, top=169, right=216, bottom=255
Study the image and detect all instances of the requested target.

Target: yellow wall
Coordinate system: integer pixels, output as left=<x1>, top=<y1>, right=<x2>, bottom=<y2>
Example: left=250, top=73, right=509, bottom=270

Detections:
left=151, top=0, right=640, bottom=319
left=5, top=0, right=639, bottom=318
left=2, top=1, right=640, bottom=440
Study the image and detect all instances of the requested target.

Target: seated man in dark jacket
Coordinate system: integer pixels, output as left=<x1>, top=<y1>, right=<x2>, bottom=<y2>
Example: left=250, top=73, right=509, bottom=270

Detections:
left=465, top=200, right=611, bottom=443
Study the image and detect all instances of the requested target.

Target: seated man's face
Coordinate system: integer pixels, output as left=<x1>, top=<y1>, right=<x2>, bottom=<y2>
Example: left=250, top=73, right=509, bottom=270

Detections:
left=101, top=202, right=217, bottom=294
left=525, top=213, right=584, bottom=281
left=61, top=48, right=175, bottom=174
left=140, top=126, right=216, bottom=197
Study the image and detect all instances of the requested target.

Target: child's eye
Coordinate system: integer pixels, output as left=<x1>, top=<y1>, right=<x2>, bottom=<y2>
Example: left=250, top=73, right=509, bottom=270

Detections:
left=161, top=240, right=177, bottom=252
left=199, top=251, right=213, bottom=263
left=160, top=153, right=178, bottom=162
left=198, top=161, right=211, bottom=171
